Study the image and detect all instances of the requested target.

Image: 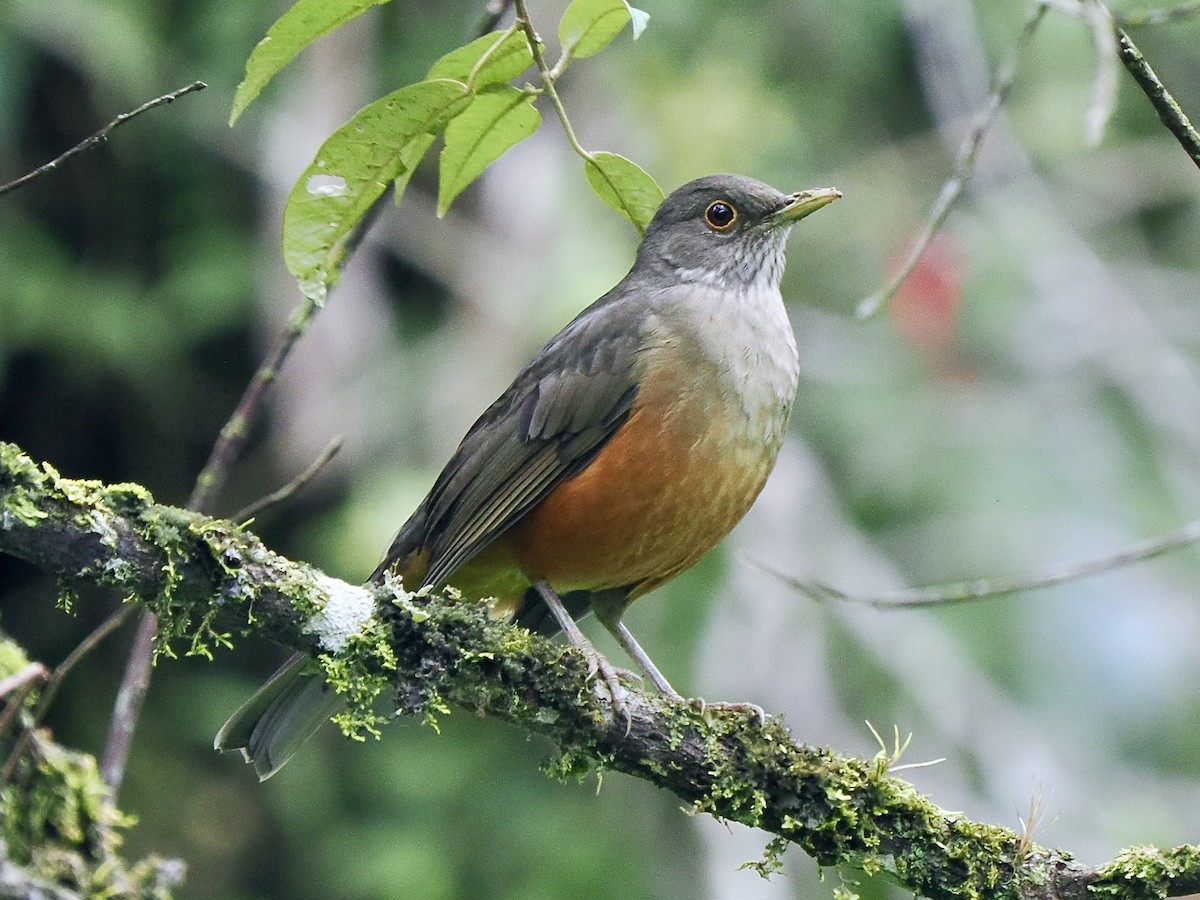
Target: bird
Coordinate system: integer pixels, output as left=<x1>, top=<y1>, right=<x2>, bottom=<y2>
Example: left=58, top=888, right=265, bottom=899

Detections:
left=216, top=173, right=841, bottom=780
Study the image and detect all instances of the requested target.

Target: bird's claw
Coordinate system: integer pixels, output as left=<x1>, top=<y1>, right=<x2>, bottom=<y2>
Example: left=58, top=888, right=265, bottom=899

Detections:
left=577, top=645, right=633, bottom=734
left=688, top=698, right=768, bottom=728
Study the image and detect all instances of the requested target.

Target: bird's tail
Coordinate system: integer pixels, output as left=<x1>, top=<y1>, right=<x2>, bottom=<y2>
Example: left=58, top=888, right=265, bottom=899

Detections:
left=214, top=652, right=343, bottom=781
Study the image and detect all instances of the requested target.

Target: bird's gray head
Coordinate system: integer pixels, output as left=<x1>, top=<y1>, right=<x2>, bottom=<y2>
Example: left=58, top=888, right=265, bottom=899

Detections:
left=635, top=174, right=840, bottom=290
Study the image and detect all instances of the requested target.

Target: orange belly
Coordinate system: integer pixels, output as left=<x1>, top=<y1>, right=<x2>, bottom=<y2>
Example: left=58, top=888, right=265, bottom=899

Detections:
left=504, top=394, right=776, bottom=600
left=438, top=327, right=793, bottom=616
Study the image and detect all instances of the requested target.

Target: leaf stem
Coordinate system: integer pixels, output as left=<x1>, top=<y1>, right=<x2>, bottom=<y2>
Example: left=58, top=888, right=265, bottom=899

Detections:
left=513, top=0, right=594, bottom=162
left=465, top=22, right=521, bottom=94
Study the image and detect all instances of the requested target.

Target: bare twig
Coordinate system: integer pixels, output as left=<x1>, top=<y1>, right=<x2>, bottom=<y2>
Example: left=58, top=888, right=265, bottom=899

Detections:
left=1113, top=25, right=1200, bottom=168
left=231, top=435, right=344, bottom=523
left=0, top=82, right=206, bottom=197
left=1081, top=1, right=1119, bottom=147
left=37, top=604, right=136, bottom=717
left=101, top=205, right=341, bottom=792
left=0, top=605, right=133, bottom=788
left=187, top=301, right=320, bottom=514
left=0, top=664, right=48, bottom=737
left=100, top=610, right=156, bottom=791
left=0, top=663, right=47, bottom=703
left=98, top=297, right=322, bottom=794
left=760, top=515, right=1200, bottom=610
left=857, top=3, right=1050, bottom=319
left=99, top=299, right=328, bottom=790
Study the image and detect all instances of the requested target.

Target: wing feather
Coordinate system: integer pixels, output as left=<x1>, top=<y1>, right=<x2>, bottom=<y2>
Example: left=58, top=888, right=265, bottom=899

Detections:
left=383, top=289, right=646, bottom=590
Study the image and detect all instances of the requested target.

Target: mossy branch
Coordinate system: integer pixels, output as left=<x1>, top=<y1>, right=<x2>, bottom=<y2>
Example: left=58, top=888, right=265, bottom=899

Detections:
left=3, top=439, right=1200, bottom=900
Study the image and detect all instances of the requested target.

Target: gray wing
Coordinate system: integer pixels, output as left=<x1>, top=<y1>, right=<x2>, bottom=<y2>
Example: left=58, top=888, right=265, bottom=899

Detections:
left=383, top=292, right=646, bottom=589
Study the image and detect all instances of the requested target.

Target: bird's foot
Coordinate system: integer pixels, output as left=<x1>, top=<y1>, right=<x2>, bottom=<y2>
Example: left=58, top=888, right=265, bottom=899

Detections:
left=532, top=581, right=633, bottom=732
left=578, top=644, right=634, bottom=732
left=688, top=698, right=768, bottom=728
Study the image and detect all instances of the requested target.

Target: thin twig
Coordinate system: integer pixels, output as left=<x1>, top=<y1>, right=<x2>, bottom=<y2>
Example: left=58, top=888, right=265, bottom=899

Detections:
left=1081, top=1, right=1119, bottom=147
left=857, top=3, right=1050, bottom=319
left=0, top=663, right=47, bottom=702
left=1113, top=24, right=1200, bottom=168
left=99, top=297, right=323, bottom=795
left=513, top=0, right=594, bottom=162
left=0, top=606, right=133, bottom=788
left=0, top=664, right=48, bottom=788
left=231, top=435, right=344, bottom=523
left=187, top=300, right=320, bottom=514
left=759, top=515, right=1200, bottom=610
left=1116, top=0, right=1200, bottom=25
left=100, top=609, right=156, bottom=792
left=98, top=69, right=380, bottom=791
left=0, top=664, right=48, bottom=737
left=100, top=297, right=320, bottom=793
left=0, top=82, right=206, bottom=197
left=38, top=604, right=137, bottom=719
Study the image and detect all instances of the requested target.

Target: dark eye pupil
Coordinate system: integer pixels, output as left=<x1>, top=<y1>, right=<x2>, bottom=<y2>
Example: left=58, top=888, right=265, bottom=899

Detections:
left=707, top=202, right=734, bottom=228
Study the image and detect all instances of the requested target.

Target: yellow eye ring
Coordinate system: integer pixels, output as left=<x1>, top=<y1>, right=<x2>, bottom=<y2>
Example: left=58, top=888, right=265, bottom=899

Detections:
left=704, top=200, right=738, bottom=231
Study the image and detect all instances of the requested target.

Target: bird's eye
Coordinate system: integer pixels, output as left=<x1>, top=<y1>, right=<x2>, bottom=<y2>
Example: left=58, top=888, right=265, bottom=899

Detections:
left=705, top=200, right=738, bottom=231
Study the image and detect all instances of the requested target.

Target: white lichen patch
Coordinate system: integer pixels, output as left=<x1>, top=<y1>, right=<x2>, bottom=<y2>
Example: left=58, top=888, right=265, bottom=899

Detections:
left=304, top=575, right=375, bottom=653
left=90, top=509, right=119, bottom=548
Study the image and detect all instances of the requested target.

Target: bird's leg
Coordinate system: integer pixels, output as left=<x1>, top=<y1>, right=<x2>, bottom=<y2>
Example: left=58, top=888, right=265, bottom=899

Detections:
left=532, top=581, right=629, bottom=720
left=589, top=595, right=765, bottom=724
left=604, top=619, right=682, bottom=700
left=589, top=595, right=682, bottom=700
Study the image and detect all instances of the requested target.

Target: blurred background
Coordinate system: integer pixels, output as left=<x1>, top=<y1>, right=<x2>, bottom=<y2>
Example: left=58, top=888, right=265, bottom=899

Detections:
left=2, top=0, right=1200, bottom=897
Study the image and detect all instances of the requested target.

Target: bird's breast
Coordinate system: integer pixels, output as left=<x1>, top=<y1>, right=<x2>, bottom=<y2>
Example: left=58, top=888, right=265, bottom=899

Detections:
left=506, top=282, right=799, bottom=596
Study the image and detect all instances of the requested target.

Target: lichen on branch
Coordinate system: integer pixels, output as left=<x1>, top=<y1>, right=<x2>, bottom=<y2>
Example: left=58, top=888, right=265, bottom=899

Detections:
left=2, top=439, right=1199, bottom=899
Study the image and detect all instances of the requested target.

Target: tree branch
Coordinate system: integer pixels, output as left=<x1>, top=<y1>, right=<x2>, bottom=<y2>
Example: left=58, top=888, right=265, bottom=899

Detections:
left=3, top=439, right=1199, bottom=899
left=1113, top=24, right=1200, bottom=169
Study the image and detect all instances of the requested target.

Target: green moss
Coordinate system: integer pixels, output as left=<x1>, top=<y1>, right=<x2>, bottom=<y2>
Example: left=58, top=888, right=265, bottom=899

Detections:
left=0, top=443, right=51, bottom=527
left=0, top=732, right=182, bottom=898
left=0, top=631, right=32, bottom=678
left=740, top=835, right=789, bottom=879
left=0, top=624, right=182, bottom=897
left=1093, top=845, right=1200, bottom=899
left=544, top=744, right=599, bottom=782
left=20, top=441, right=1200, bottom=898
left=320, top=617, right=398, bottom=741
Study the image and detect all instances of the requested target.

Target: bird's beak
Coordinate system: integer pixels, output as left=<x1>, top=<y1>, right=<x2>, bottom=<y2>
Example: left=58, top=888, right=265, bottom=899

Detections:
left=770, top=187, right=842, bottom=225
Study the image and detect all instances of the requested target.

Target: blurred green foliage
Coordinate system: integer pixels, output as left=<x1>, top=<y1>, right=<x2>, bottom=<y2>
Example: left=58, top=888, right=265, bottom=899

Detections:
left=2, top=1, right=1200, bottom=899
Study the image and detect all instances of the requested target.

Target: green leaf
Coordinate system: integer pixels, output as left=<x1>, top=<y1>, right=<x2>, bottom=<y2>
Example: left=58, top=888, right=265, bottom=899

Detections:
left=393, top=132, right=437, bottom=205
left=230, top=0, right=391, bottom=126
left=559, top=0, right=649, bottom=60
left=426, top=28, right=534, bottom=89
left=438, top=87, right=540, bottom=216
left=283, top=79, right=469, bottom=302
left=582, top=152, right=663, bottom=234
